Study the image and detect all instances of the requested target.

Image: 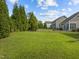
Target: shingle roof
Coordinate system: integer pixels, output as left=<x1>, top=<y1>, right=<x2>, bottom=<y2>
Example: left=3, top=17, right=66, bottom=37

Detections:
left=52, top=16, right=67, bottom=23
left=45, top=21, right=52, bottom=24
left=61, top=12, right=79, bottom=24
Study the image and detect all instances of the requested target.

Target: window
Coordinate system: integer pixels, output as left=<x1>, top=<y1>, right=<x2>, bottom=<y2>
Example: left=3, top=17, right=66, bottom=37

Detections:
left=70, top=23, right=76, bottom=30
left=52, top=24, right=56, bottom=29
left=64, top=24, right=69, bottom=31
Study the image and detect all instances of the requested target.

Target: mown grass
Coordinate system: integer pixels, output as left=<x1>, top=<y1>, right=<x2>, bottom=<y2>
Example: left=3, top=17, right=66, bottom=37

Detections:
left=0, top=31, right=79, bottom=59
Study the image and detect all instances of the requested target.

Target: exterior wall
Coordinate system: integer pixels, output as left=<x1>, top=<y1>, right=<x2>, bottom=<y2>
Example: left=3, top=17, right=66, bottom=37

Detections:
left=69, top=13, right=79, bottom=30
left=62, top=13, right=79, bottom=31
left=52, top=16, right=67, bottom=29
left=63, top=22, right=69, bottom=31
left=76, top=23, right=79, bottom=28
left=46, top=23, right=52, bottom=28
left=56, top=17, right=67, bottom=29
left=45, top=21, right=52, bottom=29
left=52, top=13, right=79, bottom=31
left=52, top=23, right=56, bottom=29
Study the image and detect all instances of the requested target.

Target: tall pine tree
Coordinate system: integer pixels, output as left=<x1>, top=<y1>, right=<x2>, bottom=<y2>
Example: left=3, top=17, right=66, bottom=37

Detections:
left=0, top=0, right=10, bottom=38
left=11, top=3, right=19, bottom=31
left=18, top=6, right=28, bottom=31
left=38, top=21, right=44, bottom=29
left=11, top=4, right=28, bottom=31
left=44, top=22, right=47, bottom=29
left=28, top=12, right=38, bottom=31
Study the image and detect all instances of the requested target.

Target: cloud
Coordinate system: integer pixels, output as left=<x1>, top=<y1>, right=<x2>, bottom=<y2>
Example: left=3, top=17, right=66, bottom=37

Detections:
left=68, top=2, right=72, bottom=5
left=39, top=10, right=60, bottom=22
left=39, top=9, right=69, bottom=17
left=39, top=10, right=59, bottom=16
left=62, top=9, right=66, bottom=11
left=9, top=0, right=18, bottom=4
left=61, top=11, right=67, bottom=15
left=37, top=0, right=45, bottom=6
left=39, top=14, right=60, bottom=22
left=68, top=8, right=72, bottom=11
left=37, top=0, right=58, bottom=9
left=41, top=6, right=48, bottom=10
left=39, top=8, right=73, bottom=22
left=70, top=0, right=79, bottom=5
left=61, top=8, right=72, bottom=15
left=24, top=4, right=28, bottom=9
left=39, top=7, right=73, bottom=22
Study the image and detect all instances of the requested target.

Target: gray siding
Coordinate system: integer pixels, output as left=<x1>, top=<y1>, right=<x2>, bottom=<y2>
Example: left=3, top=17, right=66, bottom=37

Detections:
left=52, top=16, right=67, bottom=29
left=61, top=12, right=79, bottom=31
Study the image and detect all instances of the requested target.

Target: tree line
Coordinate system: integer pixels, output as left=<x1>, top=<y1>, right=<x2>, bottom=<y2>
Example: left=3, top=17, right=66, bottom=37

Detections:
left=0, top=0, right=47, bottom=39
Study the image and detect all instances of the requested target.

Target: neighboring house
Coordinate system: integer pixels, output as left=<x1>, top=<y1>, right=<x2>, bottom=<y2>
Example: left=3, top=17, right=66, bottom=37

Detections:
left=51, top=16, right=67, bottom=29
left=61, top=12, right=79, bottom=31
left=45, top=21, right=52, bottom=28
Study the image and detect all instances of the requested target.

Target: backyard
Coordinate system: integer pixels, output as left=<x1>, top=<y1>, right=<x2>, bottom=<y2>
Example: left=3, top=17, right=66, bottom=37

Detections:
left=0, top=31, right=79, bottom=59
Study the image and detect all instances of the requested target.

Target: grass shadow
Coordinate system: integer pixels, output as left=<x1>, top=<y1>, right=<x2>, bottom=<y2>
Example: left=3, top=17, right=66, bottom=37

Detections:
left=61, top=32, right=79, bottom=43
left=67, top=40, right=77, bottom=43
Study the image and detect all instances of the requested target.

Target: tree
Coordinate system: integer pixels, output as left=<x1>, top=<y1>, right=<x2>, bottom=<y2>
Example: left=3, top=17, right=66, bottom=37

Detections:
left=9, top=17, right=15, bottom=32
left=11, top=4, right=28, bottom=31
left=28, top=12, right=38, bottom=31
left=38, top=21, right=44, bottom=29
left=18, top=6, right=28, bottom=31
left=0, top=0, right=10, bottom=38
left=11, top=4, right=20, bottom=31
left=44, top=22, right=47, bottom=29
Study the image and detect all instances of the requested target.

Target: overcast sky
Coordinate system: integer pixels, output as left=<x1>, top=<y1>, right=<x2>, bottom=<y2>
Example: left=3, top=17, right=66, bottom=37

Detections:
left=6, top=0, right=79, bottom=22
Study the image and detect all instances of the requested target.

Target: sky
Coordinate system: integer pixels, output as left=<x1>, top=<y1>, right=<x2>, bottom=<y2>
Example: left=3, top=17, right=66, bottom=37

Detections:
left=6, top=0, right=79, bottom=22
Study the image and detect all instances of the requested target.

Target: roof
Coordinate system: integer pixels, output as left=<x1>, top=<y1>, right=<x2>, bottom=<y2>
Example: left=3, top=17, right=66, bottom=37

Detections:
left=45, top=21, right=52, bottom=24
left=61, top=12, right=79, bottom=24
left=52, top=16, right=67, bottom=23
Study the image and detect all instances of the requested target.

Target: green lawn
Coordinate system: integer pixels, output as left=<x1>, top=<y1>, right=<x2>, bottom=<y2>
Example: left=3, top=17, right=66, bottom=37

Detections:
left=0, top=31, right=79, bottom=59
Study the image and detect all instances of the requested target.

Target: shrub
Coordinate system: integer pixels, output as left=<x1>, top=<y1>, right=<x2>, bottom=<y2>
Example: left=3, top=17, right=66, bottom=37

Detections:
left=59, top=28, right=63, bottom=31
left=77, top=28, right=79, bottom=32
left=71, top=29, right=76, bottom=32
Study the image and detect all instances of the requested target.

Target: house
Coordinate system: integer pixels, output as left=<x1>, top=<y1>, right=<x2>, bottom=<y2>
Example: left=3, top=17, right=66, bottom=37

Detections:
left=51, top=16, right=67, bottom=30
left=45, top=21, right=52, bottom=28
left=61, top=12, right=79, bottom=31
